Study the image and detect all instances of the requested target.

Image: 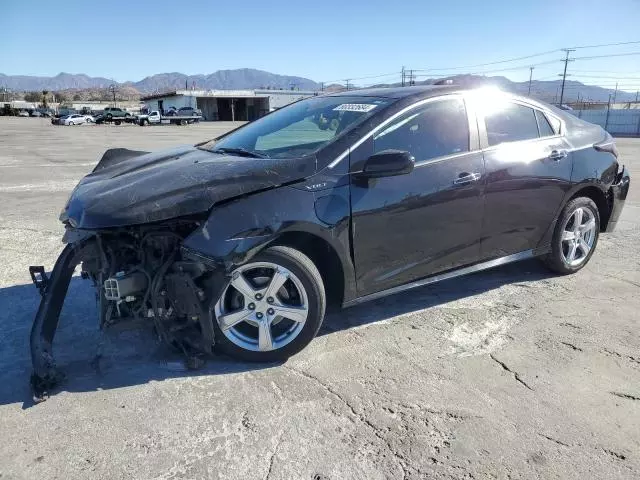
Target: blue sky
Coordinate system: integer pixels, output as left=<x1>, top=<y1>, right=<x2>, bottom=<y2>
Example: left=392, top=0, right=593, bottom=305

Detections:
left=2, top=0, right=640, bottom=90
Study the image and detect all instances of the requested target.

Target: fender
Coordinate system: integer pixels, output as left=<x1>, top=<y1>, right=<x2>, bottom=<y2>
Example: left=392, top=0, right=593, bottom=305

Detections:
left=182, top=184, right=358, bottom=303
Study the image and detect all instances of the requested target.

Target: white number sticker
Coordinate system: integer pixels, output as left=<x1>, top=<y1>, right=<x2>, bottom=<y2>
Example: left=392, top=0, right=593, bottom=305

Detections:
left=333, top=104, right=377, bottom=113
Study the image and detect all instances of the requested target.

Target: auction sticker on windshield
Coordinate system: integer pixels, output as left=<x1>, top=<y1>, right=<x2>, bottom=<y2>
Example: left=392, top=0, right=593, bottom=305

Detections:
left=333, top=104, right=378, bottom=112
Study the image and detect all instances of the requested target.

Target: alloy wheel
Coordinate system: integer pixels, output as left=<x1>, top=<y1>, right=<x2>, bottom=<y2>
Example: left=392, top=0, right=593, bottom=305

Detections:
left=561, top=206, right=596, bottom=267
left=214, top=262, right=309, bottom=352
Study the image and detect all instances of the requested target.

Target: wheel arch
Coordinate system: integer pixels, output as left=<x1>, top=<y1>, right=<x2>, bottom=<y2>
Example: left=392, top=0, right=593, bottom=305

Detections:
left=567, top=184, right=611, bottom=232
left=271, top=231, right=346, bottom=309
left=536, top=182, right=612, bottom=252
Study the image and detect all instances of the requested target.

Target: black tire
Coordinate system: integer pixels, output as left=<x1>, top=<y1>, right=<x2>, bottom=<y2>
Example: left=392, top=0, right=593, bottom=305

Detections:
left=543, top=197, right=600, bottom=274
left=213, top=246, right=326, bottom=362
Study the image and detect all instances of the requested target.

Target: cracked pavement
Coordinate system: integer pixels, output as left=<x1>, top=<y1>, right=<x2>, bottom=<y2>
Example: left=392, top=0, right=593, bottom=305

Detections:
left=0, top=118, right=638, bottom=479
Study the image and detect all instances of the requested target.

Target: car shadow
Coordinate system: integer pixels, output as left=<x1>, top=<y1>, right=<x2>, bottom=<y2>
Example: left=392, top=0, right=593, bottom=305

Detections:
left=0, top=259, right=552, bottom=408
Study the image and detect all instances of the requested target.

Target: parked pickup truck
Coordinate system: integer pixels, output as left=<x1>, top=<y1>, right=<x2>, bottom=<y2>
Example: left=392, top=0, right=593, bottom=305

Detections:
left=136, top=110, right=202, bottom=126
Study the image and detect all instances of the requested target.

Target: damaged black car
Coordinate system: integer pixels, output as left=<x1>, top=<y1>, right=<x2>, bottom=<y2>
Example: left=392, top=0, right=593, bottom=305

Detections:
left=30, top=86, right=630, bottom=399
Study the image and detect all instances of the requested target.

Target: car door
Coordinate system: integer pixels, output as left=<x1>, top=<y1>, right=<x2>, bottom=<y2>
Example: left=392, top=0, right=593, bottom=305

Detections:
left=476, top=98, right=573, bottom=259
left=350, top=95, right=486, bottom=295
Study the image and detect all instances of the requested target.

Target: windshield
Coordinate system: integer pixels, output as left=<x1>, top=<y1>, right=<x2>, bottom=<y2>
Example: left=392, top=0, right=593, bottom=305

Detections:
left=201, top=96, right=390, bottom=158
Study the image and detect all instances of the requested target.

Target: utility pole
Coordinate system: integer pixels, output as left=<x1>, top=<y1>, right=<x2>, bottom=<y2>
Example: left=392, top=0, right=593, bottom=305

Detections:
left=559, top=48, right=575, bottom=106
left=401, top=66, right=405, bottom=87
left=320, top=82, right=324, bottom=92
left=527, top=67, right=534, bottom=95
left=345, top=79, right=351, bottom=91
left=109, top=84, right=117, bottom=107
left=408, top=70, right=415, bottom=86
left=635, top=90, right=639, bottom=103
left=612, top=82, right=618, bottom=104
left=605, top=93, right=612, bottom=131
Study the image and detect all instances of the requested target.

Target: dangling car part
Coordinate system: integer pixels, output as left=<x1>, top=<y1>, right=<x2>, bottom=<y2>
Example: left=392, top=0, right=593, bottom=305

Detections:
left=29, top=87, right=630, bottom=401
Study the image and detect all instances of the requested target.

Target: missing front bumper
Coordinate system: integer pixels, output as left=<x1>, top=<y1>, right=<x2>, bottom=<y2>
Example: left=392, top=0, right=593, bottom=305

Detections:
left=29, top=240, right=97, bottom=401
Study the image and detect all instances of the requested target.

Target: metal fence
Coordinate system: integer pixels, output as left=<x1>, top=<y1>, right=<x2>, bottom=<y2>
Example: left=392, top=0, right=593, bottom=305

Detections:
left=572, top=108, right=640, bottom=136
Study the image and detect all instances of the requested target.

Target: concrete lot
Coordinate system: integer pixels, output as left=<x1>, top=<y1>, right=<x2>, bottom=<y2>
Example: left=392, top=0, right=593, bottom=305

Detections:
left=0, top=116, right=638, bottom=480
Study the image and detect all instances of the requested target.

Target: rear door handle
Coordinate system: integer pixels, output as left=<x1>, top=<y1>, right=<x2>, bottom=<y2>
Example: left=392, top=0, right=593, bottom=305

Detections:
left=453, top=172, right=481, bottom=185
left=548, top=149, right=568, bottom=161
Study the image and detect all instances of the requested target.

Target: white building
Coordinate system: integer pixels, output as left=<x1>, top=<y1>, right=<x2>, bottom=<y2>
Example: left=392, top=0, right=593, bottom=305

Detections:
left=140, top=89, right=318, bottom=121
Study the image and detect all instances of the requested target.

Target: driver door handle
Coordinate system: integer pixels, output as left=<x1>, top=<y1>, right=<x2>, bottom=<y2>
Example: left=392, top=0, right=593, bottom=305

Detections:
left=548, top=149, right=568, bottom=161
left=453, top=172, right=481, bottom=185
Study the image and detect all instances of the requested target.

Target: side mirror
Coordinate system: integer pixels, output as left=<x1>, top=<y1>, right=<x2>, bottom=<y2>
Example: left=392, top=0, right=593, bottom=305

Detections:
left=360, top=150, right=415, bottom=178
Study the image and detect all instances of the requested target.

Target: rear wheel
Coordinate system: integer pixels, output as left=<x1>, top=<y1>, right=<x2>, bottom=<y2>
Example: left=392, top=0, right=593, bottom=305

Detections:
left=213, top=246, right=326, bottom=362
left=543, top=197, right=600, bottom=274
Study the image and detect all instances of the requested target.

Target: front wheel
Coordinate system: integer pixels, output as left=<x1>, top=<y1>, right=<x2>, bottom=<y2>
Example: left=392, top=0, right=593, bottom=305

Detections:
left=213, top=246, right=326, bottom=362
left=543, top=197, right=600, bottom=274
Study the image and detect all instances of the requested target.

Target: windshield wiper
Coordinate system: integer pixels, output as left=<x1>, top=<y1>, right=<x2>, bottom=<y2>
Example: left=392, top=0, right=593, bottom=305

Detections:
left=210, top=147, right=270, bottom=158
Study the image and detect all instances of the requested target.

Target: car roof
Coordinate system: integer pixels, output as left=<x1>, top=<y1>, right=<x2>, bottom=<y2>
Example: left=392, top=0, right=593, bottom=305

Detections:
left=325, top=85, right=567, bottom=119
left=326, top=85, right=462, bottom=99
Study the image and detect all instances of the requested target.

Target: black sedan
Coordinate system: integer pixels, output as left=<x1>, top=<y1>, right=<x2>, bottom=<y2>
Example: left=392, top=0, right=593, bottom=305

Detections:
left=30, top=86, right=630, bottom=398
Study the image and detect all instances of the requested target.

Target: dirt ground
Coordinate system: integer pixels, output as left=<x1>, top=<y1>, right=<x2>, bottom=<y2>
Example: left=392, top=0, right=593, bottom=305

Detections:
left=0, top=117, right=638, bottom=480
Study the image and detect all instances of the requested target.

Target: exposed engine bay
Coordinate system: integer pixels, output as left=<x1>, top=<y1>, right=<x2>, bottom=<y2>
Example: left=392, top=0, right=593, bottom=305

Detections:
left=86, top=221, right=215, bottom=352
left=29, top=219, right=224, bottom=401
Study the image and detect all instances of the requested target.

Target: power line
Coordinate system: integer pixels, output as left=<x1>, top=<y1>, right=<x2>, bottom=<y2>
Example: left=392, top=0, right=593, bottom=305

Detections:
left=411, top=41, right=640, bottom=73
left=566, top=74, right=640, bottom=80
left=318, top=42, right=640, bottom=89
left=572, top=51, right=640, bottom=60
left=413, top=49, right=559, bottom=72
left=568, top=40, right=640, bottom=49
left=321, top=72, right=398, bottom=84
left=413, top=59, right=561, bottom=77
left=569, top=69, right=640, bottom=74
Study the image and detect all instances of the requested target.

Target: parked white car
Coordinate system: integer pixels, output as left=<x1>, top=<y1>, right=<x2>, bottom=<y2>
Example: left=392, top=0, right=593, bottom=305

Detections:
left=62, top=114, right=91, bottom=125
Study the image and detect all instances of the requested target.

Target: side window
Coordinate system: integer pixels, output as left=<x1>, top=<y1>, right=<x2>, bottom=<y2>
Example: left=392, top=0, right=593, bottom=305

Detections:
left=373, top=98, right=469, bottom=161
left=485, top=102, right=539, bottom=146
left=547, top=114, right=561, bottom=134
left=535, top=110, right=555, bottom=137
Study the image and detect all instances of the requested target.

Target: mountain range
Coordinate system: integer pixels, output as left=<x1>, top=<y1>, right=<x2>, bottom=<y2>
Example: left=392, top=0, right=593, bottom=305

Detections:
left=1, top=69, right=636, bottom=103
left=0, top=69, right=320, bottom=93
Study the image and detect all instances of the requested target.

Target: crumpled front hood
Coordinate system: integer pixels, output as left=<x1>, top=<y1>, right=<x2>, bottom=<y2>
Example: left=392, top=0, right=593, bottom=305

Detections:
left=63, top=145, right=315, bottom=229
